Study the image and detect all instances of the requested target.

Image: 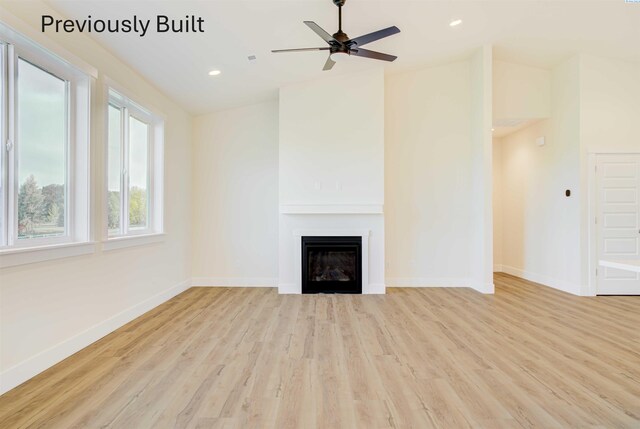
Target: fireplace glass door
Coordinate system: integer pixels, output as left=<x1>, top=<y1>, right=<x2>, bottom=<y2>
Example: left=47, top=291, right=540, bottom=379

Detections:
left=302, top=236, right=362, bottom=294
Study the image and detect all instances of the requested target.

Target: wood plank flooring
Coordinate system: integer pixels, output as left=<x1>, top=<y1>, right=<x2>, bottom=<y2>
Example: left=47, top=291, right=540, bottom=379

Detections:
left=1, top=273, right=639, bottom=428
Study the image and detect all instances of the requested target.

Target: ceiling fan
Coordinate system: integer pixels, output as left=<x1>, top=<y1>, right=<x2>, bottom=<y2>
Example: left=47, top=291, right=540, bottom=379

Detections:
left=271, top=0, right=400, bottom=71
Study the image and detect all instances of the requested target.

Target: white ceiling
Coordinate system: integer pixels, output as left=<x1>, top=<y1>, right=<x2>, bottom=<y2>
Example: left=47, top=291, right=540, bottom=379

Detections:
left=48, top=0, right=640, bottom=115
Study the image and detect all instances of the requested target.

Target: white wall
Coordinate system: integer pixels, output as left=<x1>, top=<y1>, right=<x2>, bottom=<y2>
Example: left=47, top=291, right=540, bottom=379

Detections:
left=493, top=138, right=503, bottom=269
left=469, top=46, right=494, bottom=293
left=278, top=69, right=385, bottom=293
left=0, top=2, right=193, bottom=393
left=385, top=60, right=475, bottom=287
left=492, top=59, right=553, bottom=279
left=385, top=49, right=493, bottom=292
left=497, top=56, right=582, bottom=294
left=279, top=68, right=384, bottom=208
left=194, top=56, right=499, bottom=294
left=580, top=55, right=640, bottom=153
left=498, top=117, right=582, bottom=293
left=493, top=60, right=551, bottom=121
left=192, top=56, right=500, bottom=295
left=191, top=101, right=279, bottom=286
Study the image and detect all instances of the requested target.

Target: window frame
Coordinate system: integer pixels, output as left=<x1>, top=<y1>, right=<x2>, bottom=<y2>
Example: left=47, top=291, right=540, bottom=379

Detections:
left=11, top=55, right=71, bottom=247
left=104, top=85, right=164, bottom=243
left=0, top=24, right=91, bottom=252
left=0, top=42, right=7, bottom=247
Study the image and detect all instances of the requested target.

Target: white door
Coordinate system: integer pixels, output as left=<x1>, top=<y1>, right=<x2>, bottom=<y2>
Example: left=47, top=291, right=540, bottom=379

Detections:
left=596, top=154, right=640, bottom=295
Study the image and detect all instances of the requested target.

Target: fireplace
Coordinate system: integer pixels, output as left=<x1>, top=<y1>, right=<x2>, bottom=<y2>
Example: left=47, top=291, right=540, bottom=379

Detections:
left=301, top=236, right=362, bottom=294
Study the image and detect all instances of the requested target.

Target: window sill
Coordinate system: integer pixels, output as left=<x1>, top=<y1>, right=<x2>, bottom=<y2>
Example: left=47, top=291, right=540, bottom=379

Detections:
left=102, top=233, right=165, bottom=251
left=0, top=241, right=96, bottom=269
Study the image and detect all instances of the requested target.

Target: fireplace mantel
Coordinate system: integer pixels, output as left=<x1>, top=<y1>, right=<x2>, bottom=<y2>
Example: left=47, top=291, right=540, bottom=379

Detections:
left=279, top=204, right=383, bottom=215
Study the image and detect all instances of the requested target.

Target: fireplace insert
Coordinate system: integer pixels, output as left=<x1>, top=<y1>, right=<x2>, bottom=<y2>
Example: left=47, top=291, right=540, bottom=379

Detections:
left=302, top=236, right=362, bottom=294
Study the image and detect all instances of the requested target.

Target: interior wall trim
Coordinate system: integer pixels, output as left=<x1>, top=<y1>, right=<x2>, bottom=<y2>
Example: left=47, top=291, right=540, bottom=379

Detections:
left=279, top=204, right=383, bottom=214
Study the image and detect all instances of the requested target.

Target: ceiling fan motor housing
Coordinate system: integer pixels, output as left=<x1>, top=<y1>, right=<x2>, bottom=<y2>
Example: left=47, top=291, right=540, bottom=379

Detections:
left=332, top=30, right=350, bottom=44
left=333, top=0, right=346, bottom=7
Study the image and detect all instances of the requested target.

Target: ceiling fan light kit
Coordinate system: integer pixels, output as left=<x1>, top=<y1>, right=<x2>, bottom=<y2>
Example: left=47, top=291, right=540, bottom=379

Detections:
left=272, top=0, right=400, bottom=71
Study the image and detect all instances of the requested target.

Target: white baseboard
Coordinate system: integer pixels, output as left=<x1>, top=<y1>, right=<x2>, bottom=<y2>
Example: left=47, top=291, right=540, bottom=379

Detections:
left=386, top=277, right=494, bottom=294
left=366, top=283, right=386, bottom=294
left=191, top=277, right=278, bottom=287
left=470, top=281, right=495, bottom=294
left=500, top=265, right=581, bottom=295
left=494, top=264, right=503, bottom=272
left=0, top=278, right=191, bottom=396
left=277, top=283, right=297, bottom=294
left=385, top=277, right=472, bottom=288
left=277, top=283, right=386, bottom=294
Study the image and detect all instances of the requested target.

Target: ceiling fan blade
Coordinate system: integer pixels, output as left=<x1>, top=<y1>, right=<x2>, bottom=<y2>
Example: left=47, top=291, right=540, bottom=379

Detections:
left=304, top=21, right=339, bottom=44
left=350, top=48, right=397, bottom=62
left=272, top=47, right=330, bottom=53
left=348, top=26, right=400, bottom=47
left=323, top=55, right=336, bottom=71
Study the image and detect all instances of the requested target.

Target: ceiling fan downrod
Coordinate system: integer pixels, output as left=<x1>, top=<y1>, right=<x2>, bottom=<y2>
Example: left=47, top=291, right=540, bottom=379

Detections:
left=333, top=0, right=348, bottom=42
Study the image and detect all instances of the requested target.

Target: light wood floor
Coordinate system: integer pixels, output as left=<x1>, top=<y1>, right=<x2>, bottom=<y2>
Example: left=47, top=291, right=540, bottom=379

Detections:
left=1, top=273, right=639, bottom=428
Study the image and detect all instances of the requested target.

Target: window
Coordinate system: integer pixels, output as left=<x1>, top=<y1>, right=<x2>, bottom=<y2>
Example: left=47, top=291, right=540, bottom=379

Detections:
left=17, top=59, right=68, bottom=240
left=0, top=26, right=90, bottom=250
left=106, top=89, right=163, bottom=239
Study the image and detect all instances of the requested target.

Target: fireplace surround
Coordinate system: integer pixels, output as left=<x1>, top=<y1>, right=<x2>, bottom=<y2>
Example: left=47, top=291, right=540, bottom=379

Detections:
left=302, top=236, right=362, bottom=294
left=280, top=223, right=382, bottom=295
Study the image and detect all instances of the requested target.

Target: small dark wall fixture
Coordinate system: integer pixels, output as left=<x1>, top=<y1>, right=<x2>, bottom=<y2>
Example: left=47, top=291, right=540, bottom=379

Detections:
left=302, top=236, right=362, bottom=294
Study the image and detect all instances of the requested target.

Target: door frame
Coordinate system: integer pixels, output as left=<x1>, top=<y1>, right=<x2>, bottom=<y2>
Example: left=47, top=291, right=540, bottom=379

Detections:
left=588, top=151, right=640, bottom=296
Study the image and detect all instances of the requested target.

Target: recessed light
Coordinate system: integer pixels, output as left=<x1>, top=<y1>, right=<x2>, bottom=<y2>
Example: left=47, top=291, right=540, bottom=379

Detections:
left=208, top=70, right=221, bottom=76
left=449, top=19, right=462, bottom=27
